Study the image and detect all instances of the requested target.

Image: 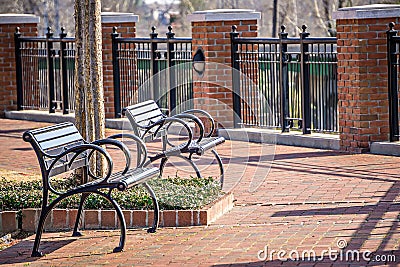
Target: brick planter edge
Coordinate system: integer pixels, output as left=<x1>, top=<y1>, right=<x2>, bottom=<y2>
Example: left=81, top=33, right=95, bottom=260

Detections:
left=0, top=192, right=234, bottom=233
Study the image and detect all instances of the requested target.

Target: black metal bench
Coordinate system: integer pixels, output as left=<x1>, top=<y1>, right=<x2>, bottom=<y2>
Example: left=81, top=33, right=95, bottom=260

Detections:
left=23, top=122, right=160, bottom=257
left=122, top=100, right=225, bottom=186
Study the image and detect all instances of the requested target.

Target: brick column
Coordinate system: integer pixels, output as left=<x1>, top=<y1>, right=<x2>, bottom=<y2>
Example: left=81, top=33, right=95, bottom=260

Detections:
left=0, top=14, right=39, bottom=117
left=188, top=9, right=260, bottom=129
left=101, top=12, right=138, bottom=118
left=333, top=4, right=400, bottom=153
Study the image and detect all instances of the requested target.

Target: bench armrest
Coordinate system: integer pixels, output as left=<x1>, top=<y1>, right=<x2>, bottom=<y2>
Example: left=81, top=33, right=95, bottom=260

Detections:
left=181, top=109, right=215, bottom=138
left=47, top=143, right=113, bottom=194
left=91, top=138, right=131, bottom=174
left=144, top=117, right=194, bottom=151
left=170, top=113, right=205, bottom=143
left=107, top=133, right=149, bottom=168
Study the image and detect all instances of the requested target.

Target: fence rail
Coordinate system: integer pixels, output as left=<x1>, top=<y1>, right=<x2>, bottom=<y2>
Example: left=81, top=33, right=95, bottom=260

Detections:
left=387, top=23, right=400, bottom=142
left=15, top=27, right=75, bottom=114
left=230, top=25, right=338, bottom=133
left=112, top=26, right=193, bottom=117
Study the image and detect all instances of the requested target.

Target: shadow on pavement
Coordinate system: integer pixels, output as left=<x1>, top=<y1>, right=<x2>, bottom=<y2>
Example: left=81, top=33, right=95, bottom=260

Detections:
left=0, top=239, right=75, bottom=264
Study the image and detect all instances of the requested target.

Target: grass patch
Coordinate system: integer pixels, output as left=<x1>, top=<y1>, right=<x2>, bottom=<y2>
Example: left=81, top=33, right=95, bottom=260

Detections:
left=0, top=173, right=223, bottom=211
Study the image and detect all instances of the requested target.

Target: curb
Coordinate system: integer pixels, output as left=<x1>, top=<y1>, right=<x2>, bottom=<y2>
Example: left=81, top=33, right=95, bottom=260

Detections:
left=0, top=192, right=234, bottom=233
left=219, top=128, right=340, bottom=151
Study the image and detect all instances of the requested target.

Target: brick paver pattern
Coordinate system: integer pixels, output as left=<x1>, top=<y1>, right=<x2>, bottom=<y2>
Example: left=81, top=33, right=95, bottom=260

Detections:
left=0, top=118, right=399, bottom=266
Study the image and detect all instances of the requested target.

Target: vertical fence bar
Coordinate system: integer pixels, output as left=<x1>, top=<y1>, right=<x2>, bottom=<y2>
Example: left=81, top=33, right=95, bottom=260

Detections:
left=300, top=25, right=311, bottom=134
left=46, top=27, right=56, bottom=113
left=166, top=25, right=176, bottom=113
left=150, top=26, right=160, bottom=105
left=111, top=27, right=122, bottom=118
left=230, top=25, right=241, bottom=128
left=279, top=25, right=289, bottom=132
left=14, top=27, right=23, bottom=110
left=387, top=22, right=399, bottom=142
left=59, top=27, right=69, bottom=114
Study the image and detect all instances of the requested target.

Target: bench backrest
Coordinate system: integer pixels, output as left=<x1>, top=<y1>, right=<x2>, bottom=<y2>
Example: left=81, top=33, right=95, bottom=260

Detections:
left=23, top=122, right=87, bottom=177
left=122, top=100, right=165, bottom=137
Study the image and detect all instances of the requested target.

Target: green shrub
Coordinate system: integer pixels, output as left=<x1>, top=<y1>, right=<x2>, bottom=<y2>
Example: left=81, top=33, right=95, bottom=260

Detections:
left=0, top=176, right=222, bottom=211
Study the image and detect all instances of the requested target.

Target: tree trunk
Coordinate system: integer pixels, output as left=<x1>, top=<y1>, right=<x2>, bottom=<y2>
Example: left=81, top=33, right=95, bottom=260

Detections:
left=74, top=0, right=106, bottom=178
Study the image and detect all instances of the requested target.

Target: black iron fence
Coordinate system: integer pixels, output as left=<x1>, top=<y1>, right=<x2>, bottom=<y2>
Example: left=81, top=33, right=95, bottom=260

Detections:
left=231, top=25, right=338, bottom=133
left=387, top=23, right=400, bottom=142
left=15, top=27, right=75, bottom=114
left=111, top=26, right=193, bottom=117
left=15, top=26, right=193, bottom=117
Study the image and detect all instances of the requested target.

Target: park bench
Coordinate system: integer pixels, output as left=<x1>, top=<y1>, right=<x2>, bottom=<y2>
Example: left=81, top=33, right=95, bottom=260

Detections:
left=23, top=122, right=160, bottom=257
left=122, top=100, right=225, bottom=186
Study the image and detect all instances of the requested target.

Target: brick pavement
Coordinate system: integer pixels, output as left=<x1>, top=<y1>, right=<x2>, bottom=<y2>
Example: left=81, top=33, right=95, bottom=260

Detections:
left=0, top=118, right=400, bottom=266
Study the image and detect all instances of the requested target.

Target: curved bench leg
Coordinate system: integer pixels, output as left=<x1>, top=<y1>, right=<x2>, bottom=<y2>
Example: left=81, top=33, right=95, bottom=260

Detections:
left=99, top=192, right=127, bottom=253
left=72, top=192, right=90, bottom=237
left=31, top=208, right=48, bottom=257
left=142, top=182, right=159, bottom=233
left=211, top=149, right=224, bottom=188
left=31, top=193, right=72, bottom=257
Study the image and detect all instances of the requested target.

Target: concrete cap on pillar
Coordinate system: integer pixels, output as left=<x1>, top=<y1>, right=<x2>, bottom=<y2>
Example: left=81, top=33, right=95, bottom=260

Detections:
left=333, top=4, right=400, bottom=19
left=0, top=14, right=40, bottom=24
left=188, top=9, right=261, bottom=22
left=101, top=12, right=139, bottom=23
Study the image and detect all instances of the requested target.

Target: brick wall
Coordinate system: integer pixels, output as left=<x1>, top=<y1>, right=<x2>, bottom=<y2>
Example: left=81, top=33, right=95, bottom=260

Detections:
left=0, top=15, right=39, bottom=117
left=189, top=10, right=260, bottom=129
left=334, top=5, right=400, bottom=152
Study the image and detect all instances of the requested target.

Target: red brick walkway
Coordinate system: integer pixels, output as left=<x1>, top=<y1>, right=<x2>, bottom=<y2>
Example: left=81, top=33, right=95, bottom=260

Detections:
left=1, top=118, right=400, bottom=266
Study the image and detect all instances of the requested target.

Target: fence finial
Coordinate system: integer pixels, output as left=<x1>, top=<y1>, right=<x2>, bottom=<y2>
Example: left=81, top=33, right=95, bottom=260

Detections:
left=112, top=26, right=118, bottom=34
left=46, top=27, right=53, bottom=38
left=150, top=26, right=158, bottom=39
left=389, top=22, right=395, bottom=31
left=300, top=24, right=310, bottom=39
left=279, top=25, right=288, bottom=39
left=15, top=27, right=20, bottom=35
left=59, top=27, right=67, bottom=38
left=166, top=25, right=175, bottom=39
left=230, top=25, right=239, bottom=39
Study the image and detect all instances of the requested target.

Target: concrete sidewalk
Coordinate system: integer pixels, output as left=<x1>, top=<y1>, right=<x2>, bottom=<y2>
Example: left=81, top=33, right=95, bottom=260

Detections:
left=0, top=118, right=400, bottom=266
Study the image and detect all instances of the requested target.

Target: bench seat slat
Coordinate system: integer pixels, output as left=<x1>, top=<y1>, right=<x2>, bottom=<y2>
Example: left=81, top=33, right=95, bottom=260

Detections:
left=48, top=157, right=87, bottom=177
left=125, top=100, right=160, bottom=116
left=109, top=167, right=159, bottom=191
left=29, top=122, right=73, bottom=135
left=134, top=109, right=164, bottom=124
left=34, top=125, right=80, bottom=142
left=120, top=167, right=159, bottom=188
left=39, top=132, right=83, bottom=151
